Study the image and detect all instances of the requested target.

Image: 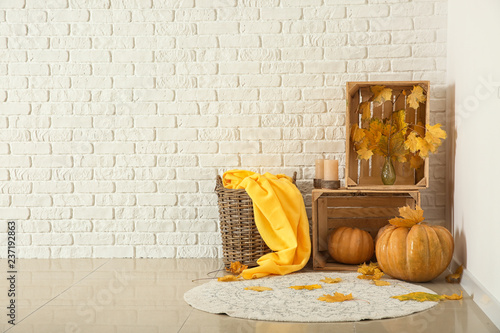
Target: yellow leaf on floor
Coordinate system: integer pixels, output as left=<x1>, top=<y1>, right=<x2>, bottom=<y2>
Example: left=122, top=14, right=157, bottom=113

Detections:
left=289, top=284, right=322, bottom=290
left=318, top=292, right=354, bottom=303
left=446, top=265, right=464, bottom=284
left=443, top=291, right=463, bottom=300
left=392, top=292, right=444, bottom=302
left=226, top=261, right=248, bottom=275
left=217, top=275, right=241, bottom=282
left=320, top=277, right=342, bottom=284
left=244, top=286, right=273, bottom=292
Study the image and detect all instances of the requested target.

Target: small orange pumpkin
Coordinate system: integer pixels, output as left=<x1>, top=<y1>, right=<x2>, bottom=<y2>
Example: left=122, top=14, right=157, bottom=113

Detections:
left=328, top=227, right=374, bottom=265
left=376, top=206, right=454, bottom=282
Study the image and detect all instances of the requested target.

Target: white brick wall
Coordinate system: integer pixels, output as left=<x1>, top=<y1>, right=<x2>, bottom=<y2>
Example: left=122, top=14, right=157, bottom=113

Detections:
left=0, top=0, right=448, bottom=258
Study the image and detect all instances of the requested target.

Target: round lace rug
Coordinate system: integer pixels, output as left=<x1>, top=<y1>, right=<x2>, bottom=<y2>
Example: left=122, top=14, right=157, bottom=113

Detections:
left=184, top=272, right=439, bottom=322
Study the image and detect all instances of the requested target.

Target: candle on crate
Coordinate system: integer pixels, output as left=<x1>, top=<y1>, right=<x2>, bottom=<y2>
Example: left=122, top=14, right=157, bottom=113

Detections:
left=324, top=160, right=339, bottom=181
left=315, top=159, right=325, bottom=179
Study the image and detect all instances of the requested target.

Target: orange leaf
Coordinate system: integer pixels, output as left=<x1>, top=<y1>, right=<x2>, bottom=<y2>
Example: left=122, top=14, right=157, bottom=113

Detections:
left=357, top=263, right=384, bottom=280
left=320, top=277, right=342, bottom=284
left=392, top=292, right=444, bottom=302
left=318, top=292, right=354, bottom=303
left=443, top=291, right=463, bottom=300
left=407, top=85, right=426, bottom=109
left=226, top=261, right=248, bottom=275
left=389, top=205, right=425, bottom=227
left=217, top=275, right=241, bottom=282
left=289, top=284, right=322, bottom=290
left=446, top=265, right=464, bottom=284
left=373, top=280, right=391, bottom=286
left=370, top=85, right=393, bottom=105
left=360, top=102, right=371, bottom=121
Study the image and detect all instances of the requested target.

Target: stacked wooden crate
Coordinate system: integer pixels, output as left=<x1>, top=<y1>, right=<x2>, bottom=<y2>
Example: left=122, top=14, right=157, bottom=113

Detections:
left=312, top=81, right=430, bottom=271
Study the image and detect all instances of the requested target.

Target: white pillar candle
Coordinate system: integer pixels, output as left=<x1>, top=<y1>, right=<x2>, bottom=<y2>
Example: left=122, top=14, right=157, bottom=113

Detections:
left=324, top=160, right=339, bottom=181
left=315, top=159, right=325, bottom=179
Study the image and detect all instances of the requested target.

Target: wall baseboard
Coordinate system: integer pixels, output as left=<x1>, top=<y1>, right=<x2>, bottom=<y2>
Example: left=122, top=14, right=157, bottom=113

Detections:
left=451, top=259, right=500, bottom=330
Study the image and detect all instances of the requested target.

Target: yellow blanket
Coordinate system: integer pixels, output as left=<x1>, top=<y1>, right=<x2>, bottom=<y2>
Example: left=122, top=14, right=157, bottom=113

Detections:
left=223, top=170, right=311, bottom=279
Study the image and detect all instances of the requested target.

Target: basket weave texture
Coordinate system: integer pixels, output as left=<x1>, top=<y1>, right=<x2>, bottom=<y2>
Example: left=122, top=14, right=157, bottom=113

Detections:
left=215, top=172, right=297, bottom=268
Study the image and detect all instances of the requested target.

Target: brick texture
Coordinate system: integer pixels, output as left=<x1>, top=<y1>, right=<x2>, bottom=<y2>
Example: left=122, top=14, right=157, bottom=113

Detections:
left=1, top=0, right=447, bottom=258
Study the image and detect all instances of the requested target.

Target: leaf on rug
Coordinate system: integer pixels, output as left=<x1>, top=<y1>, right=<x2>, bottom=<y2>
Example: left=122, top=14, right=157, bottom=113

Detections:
left=227, top=261, right=248, bottom=275
left=320, top=277, right=342, bottom=284
left=357, top=263, right=384, bottom=280
left=372, top=280, right=391, bottom=286
left=244, top=286, right=273, bottom=292
left=391, top=292, right=444, bottom=302
left=289, top=284, right=322, bottom=290
left=318, top=292, right=354, bottom=303
left=217, top=275, right=241, bottom=282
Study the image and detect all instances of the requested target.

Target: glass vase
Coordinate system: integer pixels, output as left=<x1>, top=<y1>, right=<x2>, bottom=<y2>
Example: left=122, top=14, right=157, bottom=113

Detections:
left=381, top=156, right=396, bottom=185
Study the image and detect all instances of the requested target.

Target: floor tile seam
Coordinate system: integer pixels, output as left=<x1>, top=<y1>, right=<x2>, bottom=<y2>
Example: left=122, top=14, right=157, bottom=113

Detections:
left=2, top=259, right=112, bottom=332
left=176, top=307, right=194, bottom=333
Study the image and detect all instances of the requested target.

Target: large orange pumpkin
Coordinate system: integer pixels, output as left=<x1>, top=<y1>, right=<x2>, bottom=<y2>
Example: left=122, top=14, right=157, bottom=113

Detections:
left=376, top=223, right=454, bottom=282
left=328, top=227, right=374, bottom=265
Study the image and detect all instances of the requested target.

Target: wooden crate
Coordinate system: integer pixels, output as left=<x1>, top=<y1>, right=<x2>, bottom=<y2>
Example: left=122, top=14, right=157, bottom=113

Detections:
left=345, top=81, right=430, bottom=190
left=312, top=188, right=420, bottom=271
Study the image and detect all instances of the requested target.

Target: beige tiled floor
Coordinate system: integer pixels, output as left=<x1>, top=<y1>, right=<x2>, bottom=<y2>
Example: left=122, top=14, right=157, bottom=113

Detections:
left=0, top=258, right=498, bottom=333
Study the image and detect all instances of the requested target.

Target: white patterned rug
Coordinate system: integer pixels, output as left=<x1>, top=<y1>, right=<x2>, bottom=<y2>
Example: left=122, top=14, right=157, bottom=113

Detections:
left=184, top=272, right=439, bottom=322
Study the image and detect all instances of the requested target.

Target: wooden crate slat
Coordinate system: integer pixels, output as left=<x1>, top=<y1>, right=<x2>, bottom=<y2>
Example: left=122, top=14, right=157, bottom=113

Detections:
left=325, top=196, right=409, bottom=208
left=326, top=207, right=399, bottom=219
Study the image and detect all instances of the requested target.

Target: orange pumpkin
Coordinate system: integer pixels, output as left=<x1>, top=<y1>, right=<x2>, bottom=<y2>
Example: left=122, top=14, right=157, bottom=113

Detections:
left=328, top=227, right=374, bottom=265
left=376, top=223, right=454, bottom=282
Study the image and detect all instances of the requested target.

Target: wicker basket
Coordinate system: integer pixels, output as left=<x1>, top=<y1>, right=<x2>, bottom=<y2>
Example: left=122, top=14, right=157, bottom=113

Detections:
left=215, top=172, right=297, bottom=268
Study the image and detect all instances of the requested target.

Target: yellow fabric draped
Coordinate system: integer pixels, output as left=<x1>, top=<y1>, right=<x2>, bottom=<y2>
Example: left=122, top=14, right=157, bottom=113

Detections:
left=222, top=170, right=311, bottom=279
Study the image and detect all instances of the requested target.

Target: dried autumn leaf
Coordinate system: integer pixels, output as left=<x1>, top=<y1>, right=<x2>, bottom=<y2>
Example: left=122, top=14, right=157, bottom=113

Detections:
left=392, top=292, right=444, bottom=302
left=289, top=284, right=322, bottom=290
left=244, top=286, right=273, bottom=292
left=318, top=292, right=354, bottom=303
left=371, top=85, right=393, bottom=105
left=217, top=275, right=241, bottom=282
left=351, top=124, right=365, bottom=142
left=425, top=123, right=447, bottom=147
left=356, top=147, right=373, bottom=160
left=410, top=154, right=424, bottom=169
left=227, top=261, right=248, bottom=275
left=358, top=270, right=384, bottom=281
left=373, top=280, right=391, bottom=286
left=443, top=291, right=463, bottom=300
left=320, top=277, right=342, bottom=284
left=358, top=262, right=379, bottom=275
left=357, top=263, right=384, bottom=280
left=416, top=136, right=436, bottom=158
left=392, top=109, right=407, bottom=133
left=446, top=265, right=464, bottom=284
left=404, top=132, right=420, bottom=153
left=360, top=102, right=371, bottom=121
left=407, top=85, right=426, bottom=109
left=389, top=205, right=425, bottom=227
